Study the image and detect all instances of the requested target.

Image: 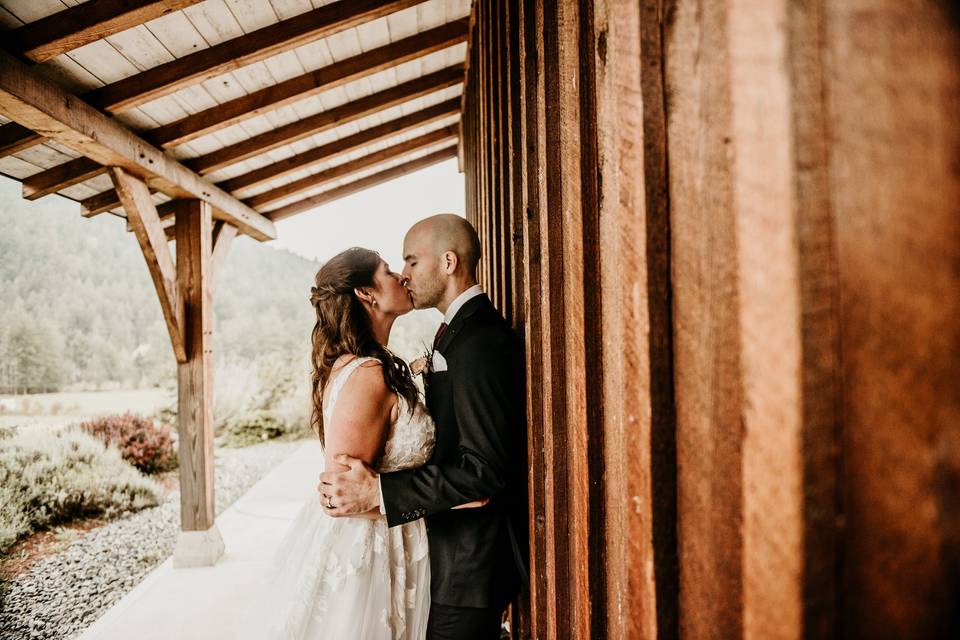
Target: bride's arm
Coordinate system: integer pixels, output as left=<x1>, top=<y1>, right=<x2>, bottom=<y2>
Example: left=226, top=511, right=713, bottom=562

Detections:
left=320, top=360, right=394, bottom=516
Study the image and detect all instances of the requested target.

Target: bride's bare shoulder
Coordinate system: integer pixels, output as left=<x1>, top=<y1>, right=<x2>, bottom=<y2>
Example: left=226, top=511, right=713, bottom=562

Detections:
left=335, top=357, right=390, bottom=401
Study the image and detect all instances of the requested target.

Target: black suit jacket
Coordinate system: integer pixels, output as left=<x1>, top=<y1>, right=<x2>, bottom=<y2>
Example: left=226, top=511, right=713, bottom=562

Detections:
left=380, top=294, right=528, bottom=608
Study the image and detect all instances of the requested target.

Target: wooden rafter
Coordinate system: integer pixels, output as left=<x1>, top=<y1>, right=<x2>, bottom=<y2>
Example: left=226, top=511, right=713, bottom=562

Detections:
left=0, top=0, right=424, bottom=157
left=110, top=166, right=186, bottom=362
left=0, top=50, right=275, bottom=240
left=145, top=19, right=468, bottom=149
left=79, top=100, right=462, bottom=218
left=264, top=144, right=459, bottom=222
left=4, top=0, right=204, bottom=64
left=246, top=124, right=460, bottom=209
left=23, top=156, right=102, bottom=200
left=85, top=0, right=425, bottom=114
left=187, top=64, right=464, bottom=175
left=0, top=122, right=42, bottom=156
left=24, top=31, right=466, bottom=201
left=220, top=98, right=461, bottom=194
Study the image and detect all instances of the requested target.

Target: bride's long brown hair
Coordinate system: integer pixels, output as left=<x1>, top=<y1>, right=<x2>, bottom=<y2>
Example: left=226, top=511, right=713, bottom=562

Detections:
left=309, top=247, right=418, bottom=447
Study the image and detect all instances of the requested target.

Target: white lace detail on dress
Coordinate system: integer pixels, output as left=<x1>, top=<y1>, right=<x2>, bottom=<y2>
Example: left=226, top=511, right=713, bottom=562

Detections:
left=238, top=356, right=434, bottom=640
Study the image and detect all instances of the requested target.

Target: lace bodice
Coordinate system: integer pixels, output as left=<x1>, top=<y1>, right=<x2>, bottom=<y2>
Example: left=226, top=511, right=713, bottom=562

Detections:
left=323, top=356, right=435, bottom=473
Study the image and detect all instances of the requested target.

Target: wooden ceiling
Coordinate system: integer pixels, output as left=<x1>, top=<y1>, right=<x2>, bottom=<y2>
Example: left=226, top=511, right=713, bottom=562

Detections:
left=0, top=0, right=470, bottom=241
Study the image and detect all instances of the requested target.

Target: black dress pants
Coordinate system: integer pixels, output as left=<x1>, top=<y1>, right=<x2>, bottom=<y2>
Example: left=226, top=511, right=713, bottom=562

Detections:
left=426, top=602, right=503, bottom=640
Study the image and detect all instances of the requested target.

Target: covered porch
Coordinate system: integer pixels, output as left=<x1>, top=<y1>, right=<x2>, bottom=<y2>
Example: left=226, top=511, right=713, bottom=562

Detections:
left=1, top=0, right=958, bottom=638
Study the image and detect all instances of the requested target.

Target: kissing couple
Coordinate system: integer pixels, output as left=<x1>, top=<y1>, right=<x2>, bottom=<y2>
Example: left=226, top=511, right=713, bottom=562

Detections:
left=239, top=214, right=529, bottom=640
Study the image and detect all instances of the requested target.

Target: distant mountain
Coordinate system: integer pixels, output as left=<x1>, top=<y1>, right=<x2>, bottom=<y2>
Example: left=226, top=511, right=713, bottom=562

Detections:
left=0, top=178, right=441, bottom=394
left=0, top=178, right=321, bottom=392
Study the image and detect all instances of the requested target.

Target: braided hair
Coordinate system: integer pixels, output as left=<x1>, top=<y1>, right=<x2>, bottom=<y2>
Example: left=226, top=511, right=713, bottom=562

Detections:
left=309, top=247, right=418, bottom=447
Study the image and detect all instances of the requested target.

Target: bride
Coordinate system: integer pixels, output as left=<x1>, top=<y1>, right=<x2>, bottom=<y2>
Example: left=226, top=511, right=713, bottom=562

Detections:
left=240, top=247, right=479, bottom=639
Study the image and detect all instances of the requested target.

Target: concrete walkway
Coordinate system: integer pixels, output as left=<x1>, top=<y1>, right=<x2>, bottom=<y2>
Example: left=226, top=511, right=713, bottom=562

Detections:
left=77, top=440, right=323, bottom=640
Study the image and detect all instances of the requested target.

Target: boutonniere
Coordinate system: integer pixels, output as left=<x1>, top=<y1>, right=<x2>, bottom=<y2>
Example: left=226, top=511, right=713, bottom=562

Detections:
left=409, top=340, right=433, bottom=377
left=410, top=353, right=430, bottom=376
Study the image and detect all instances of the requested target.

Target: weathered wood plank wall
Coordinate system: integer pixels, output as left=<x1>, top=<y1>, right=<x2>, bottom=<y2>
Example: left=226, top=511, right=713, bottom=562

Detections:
left=460, top=0, right=959, bottom=638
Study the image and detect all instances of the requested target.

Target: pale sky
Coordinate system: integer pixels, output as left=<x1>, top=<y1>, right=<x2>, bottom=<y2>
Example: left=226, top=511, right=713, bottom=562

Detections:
left=269, top=158, right=466, bottom=271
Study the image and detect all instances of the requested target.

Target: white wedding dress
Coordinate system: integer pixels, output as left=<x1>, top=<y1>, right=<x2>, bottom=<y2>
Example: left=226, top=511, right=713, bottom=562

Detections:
left=240, top=356, right=436, bottom=639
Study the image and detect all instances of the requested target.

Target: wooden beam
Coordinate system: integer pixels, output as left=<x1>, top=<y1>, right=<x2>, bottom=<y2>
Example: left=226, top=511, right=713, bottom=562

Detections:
left=110, top=167, right=185, bottom=363
left=83, top=0, right=424, bottom=114
left=23, top=156, right=102, bottom=200
left=263, top=145, right=458, bottom=222
left=17, top=69, right=463, bottom=200
left=0, top=122, right=42, bottom=156
left=0, top=0, right=424, bottom=159
left=593, top=0, right=678, bottom=637
left=173, top=199, right=217, bottom=535
left=187, top=64, right=464, bottom=175
left=244, top=124, right=459, bottom=209
left=220, top=98, right=461, bottom=194
left=86, top=110, right=460, bottom=217
left=82, top=187, right=140, bottom=218
left=145, top=19, right=468, bottom=149
left=4, top=0, right=204, bottom=64
left=0, top=50, right=276, bottom=241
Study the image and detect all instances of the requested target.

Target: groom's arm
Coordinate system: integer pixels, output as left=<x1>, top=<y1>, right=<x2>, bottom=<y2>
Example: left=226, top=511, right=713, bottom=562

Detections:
left=379, top=328, right=521, bottom=527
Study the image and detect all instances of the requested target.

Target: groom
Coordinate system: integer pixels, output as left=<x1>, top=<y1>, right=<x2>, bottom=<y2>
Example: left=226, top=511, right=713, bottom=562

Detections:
left=319, top=214, right=528, bottom=639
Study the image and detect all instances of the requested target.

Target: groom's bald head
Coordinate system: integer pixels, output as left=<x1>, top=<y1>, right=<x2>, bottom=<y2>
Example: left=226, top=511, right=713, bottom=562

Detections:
left=407, top=214, right=481, bottom=275
left=402, top=214, right=481, bottom=311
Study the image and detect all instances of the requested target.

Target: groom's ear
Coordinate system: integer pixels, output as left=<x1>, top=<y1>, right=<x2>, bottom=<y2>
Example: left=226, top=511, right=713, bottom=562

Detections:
left=441, top=250, right=460, bottom=274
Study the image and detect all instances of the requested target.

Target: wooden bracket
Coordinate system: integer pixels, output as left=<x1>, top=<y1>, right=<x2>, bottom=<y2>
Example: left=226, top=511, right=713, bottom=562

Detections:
left=109, top=166, right=187, bottom=363
left=210, top=221, right=237, bottom=290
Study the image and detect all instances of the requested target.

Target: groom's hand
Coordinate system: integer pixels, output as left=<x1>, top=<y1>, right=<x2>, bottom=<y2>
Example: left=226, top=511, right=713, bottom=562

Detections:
left=318, top=454, right=380, bottom=517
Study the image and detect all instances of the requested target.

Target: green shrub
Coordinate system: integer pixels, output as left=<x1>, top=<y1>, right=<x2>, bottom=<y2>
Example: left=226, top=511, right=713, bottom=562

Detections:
left=79, top=412, right=177, bottom=474
left=0, top=428, right=162, bottom=552
left=218, top=411, right=287, bottom=447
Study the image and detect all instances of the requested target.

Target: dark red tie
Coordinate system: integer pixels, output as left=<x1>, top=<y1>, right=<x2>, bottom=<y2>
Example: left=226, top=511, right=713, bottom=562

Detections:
left=433, top=322, right=448, bottom=350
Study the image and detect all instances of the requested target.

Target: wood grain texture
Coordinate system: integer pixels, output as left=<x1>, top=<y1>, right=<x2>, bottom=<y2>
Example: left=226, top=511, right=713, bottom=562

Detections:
left=0, top=50, right=275, bottom=240
left=110, top=166, right=185, bottom=363
left=174, top=199, right=216, bottom=532
left=260, top=144, right=457, bottom=222
left=243, top=124, right=458, bottom=208
left=727, top=1, right=841, bottom=638
left=516, top=1, right=551, bottom=635
left=0, top=122, right=42, bottom=156
left=22, top=156, right=102, bottom=200
left=143, top=19, right=468, bottom=148
left=186, top=64, right=463, bottom=175
left=663, top=0, right=744, bottom=636
left=219, top=98, right=460, bottom=194
left=3, top=0, right=204, bottom=64
left=82, top=0, right=424, bottom=113
left=826, top=2, right=960, bottom=636
left=593, top=1, right=678, bottom=638
left=537, top=0, right=577, bottom=636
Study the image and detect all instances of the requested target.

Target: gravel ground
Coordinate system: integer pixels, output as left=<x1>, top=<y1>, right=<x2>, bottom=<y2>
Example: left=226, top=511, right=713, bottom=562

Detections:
left=0, top=439, right=305, bottom=640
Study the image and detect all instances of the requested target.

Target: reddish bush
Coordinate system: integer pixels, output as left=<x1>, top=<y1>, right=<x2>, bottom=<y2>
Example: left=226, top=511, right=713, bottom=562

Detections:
left=79, top=413, right=177, bottom=474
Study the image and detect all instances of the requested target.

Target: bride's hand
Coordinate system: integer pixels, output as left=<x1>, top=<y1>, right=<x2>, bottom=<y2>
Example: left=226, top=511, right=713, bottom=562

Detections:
left=451, top=497, right=490, bottom=510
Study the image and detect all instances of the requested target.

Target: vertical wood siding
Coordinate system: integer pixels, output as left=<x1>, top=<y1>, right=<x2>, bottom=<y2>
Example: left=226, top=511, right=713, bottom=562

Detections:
left=459, top=1, right=960, bottom=637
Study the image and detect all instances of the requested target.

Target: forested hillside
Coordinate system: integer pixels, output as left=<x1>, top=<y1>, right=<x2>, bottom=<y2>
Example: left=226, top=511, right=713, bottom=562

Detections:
left=0, top=179, right=319, bottom=393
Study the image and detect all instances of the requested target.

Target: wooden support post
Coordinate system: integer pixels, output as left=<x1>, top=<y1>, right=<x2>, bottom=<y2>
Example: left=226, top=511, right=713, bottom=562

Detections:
left=518, top=0, right=550, bottom=635
left=594, top=1, right=679, bottom=638
left=113, top=170, right=224, bottom=567
left=664, top=0, right=744, bottom=636
left=172, top=198, right=223, bottom=568
left=110, top=167, right=186, bottom=363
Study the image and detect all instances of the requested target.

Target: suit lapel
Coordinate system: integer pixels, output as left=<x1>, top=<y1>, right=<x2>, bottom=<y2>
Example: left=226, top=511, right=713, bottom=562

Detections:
left=435, top=294, right=488, bottom=355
